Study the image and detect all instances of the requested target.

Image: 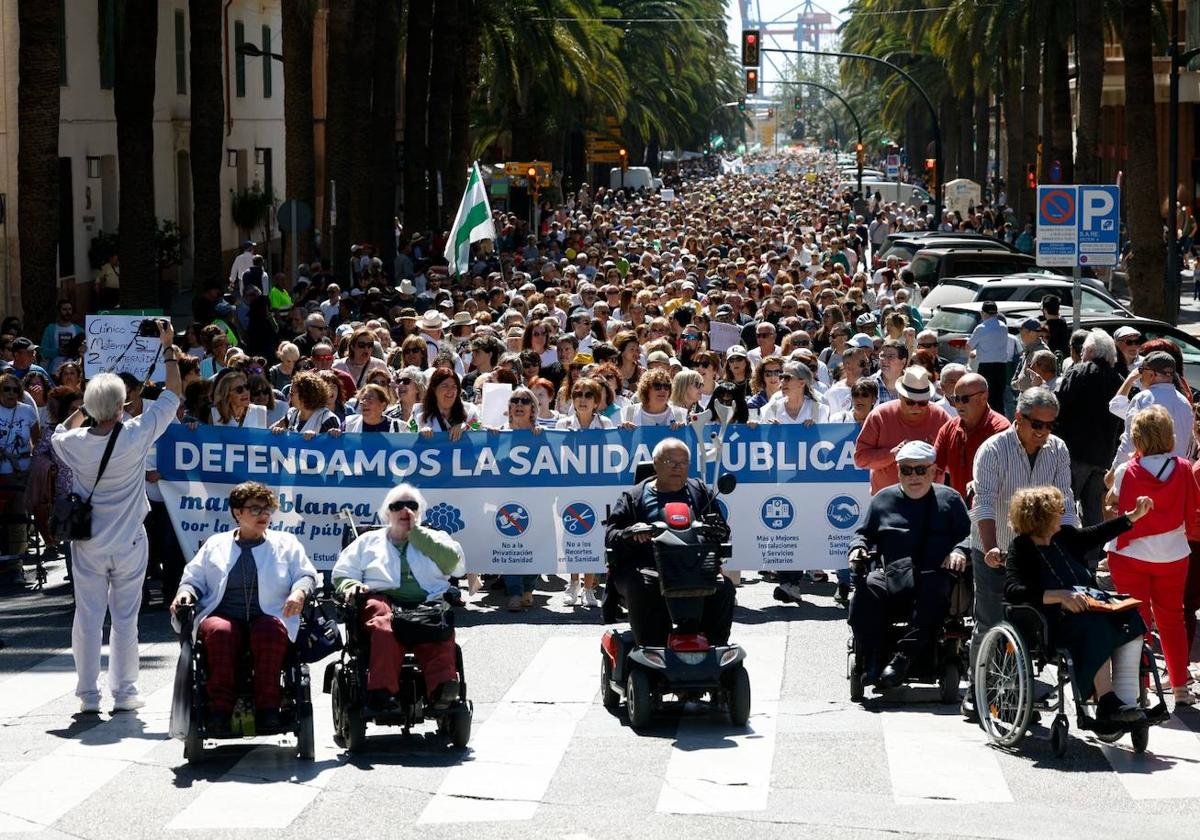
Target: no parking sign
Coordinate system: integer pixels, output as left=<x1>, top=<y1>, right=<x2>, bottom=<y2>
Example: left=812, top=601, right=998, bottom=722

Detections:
left=1036, top=185, right=1120, bottom=268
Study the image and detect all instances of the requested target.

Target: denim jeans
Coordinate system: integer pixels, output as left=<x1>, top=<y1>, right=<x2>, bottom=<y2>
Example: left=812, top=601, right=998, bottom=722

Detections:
left=503, top=575, right=536, bottom=596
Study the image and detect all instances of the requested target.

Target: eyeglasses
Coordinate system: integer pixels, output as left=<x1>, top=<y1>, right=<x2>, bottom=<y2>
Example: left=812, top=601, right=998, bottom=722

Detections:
left=684, top=334, right=702, bottom=341
left=571, top=390, right=592, bottom=398
left=0, top=386, right=19, bottom=394
left=509, top=396, right=533, bottom=406
left=650, top=382, right=671, bottom=391
left=230, top=384, right=248, bottom=394
left=917, top=342, right=938, bottom=349
left=1120, top=339, right=1141, bottom=346
left=762, top=369, right=782, bottom=378
left=388, top=499, right=420, bottom=512
left=354, top=341, right=373, bottom=349
left=697, top=361, right=713, bottom=370
left=1021, top=415, right=1055, bottom=431
left=238, top=504, right=273, bottom=517
left=898, top=465, right=930, bottom=477
left=657, top=457, right=689, bottom=469
left=948, top=391, right=985, bottom=405
left=899, top=397, right=926, bottom=407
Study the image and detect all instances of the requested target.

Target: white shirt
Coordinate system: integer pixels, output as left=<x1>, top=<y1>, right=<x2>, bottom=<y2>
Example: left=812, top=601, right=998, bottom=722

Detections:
left=824, top=380, right=853, bottom=416
left=555, top=413, right=614, bottom=430
left=1112, top=382, right=1194, bottom=468
left=746, top=344, right=781, bottom=370
left=1104, top=455, right=1190, bottom=562
left=0, top=401, right=38, bottom=474
left=228, top=251, right=255, bottom=286
left=51, top=390, right=180, bottom=553
left=320, top=298, right=341, bottom=323
left=208, top=403, right=268, bottom=429
left=622, top=403, right=687, bottom=427
left=761, top=397, right=829, bottom=424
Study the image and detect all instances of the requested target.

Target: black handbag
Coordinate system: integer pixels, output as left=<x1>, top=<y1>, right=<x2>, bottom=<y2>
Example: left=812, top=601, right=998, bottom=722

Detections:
left=391, top=600, right=455, bottom=645
left=882, top=490, right=936, bottom=597
left=296, top=599, right=343, bottom=663
left=50, top=424, right=121, bottom=542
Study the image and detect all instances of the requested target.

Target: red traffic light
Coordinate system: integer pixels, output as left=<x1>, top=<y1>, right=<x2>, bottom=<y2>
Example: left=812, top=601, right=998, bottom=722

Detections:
left=741, top=30, right=760, bottom=66
left=924, top=158, right=936, bottom=170
left=526, top=166, right=537, bottom=178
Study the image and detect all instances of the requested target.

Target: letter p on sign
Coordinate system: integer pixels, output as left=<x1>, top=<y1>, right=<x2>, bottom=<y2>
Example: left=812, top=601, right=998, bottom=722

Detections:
left=1082, top=190, right=1114, bottom=230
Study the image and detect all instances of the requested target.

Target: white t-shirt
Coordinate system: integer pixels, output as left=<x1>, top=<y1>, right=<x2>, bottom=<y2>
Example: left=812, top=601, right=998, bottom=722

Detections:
left=208, top=403, right=268, bottom=429
left=1103, top=455, right=1190, bottom=562
left=555, top=413, right=614, bottom=430
left=51, top=390, right=180, bottom=553
left=623, top=403, right=686, bottom=427
left=0, top=401, right=39, bottom=474
left=761, top=397, right=829, bottom=424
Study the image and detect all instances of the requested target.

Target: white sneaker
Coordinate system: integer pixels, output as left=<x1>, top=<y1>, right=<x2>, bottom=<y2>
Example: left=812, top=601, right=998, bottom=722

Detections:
left=79, top=697, right=101, bottom=714
left=112, top=695, right=145, bottom=712
left=582, top=587, right=599, bottom=608
left=563, top=580, right=581, bottom=606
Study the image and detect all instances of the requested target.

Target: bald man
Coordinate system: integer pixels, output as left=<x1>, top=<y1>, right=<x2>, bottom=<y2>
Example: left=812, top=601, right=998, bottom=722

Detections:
left=933, top=373, right=1011, bottom=498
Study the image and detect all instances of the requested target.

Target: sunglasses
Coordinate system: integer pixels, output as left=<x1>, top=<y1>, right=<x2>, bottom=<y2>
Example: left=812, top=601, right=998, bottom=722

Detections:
left=388, top=499, right=420, bottom=512
left=948, top=391, right=984, bottom=405
left=230, top=384, right=248, bottom=394
left=697, top=361, right=713, bottom=370
left=899, top=397, right=926, bottom=407
left=509, top=396, right=533, bottom=406
left=917, top=342, right=938, bottom=349
left=650, top=382, right=671, bottom=391
left=354, top=341, right=373, bottom=349
left=396, top=378, right=414, bottom=386
left=571, top=390, right=593, bottom=398
left=1021, top=415, right=1055, bottom=431
left=762, top=369, right=782, bottom=378
left=898, top=465, right=930, bottom=476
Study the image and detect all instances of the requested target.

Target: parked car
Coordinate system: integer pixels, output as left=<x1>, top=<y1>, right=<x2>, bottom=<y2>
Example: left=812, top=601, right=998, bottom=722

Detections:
left=916, top=274, right=1122, bottom=319
left=1070, top=318, right=1200, bottom=385
left=907, top=247, right=1038, bottom=289
left=925, top=301, right=1042, bottom=366
left=837, top=180, right=931, bottom=206
left=876, top=234, right=1016, bottom=269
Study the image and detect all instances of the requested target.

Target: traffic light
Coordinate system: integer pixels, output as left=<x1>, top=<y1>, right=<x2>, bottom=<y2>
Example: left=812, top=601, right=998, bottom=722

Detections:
left=855, top=142, right=865, bottom=168
left=793, top=95, right=802, bottom=113
left=924, top=157, right=937, bottom=192
left=526, top=166, right=539, bottom=193
left=741, top=30, right=760, bottom=67
left=1026, top=163, right=1036, bottom=189
left=737, top=97, right=746, bottom=113
left=745, top=68, right=758, bottom=95
left=618, top=148, right=629, bottom=171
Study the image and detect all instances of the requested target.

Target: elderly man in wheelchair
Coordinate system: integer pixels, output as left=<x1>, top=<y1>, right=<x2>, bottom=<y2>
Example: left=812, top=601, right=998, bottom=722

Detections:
left=975, top=485, right=1167, bottom=756
left=170, top=481, right=319, bottom=757
left=847, top=441, right=972, bottom=700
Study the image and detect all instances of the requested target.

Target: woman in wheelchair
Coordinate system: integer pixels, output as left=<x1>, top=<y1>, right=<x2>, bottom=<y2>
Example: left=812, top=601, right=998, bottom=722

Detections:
left=1005, top=486, right=1154, bottom=725
left=170, top=482, right=319, bottom=735
left=332, top=483, right=465, bottom=712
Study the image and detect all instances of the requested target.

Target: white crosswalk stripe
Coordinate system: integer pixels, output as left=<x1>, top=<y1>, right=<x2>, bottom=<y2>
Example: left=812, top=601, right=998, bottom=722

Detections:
left=881, top=709, right=1014, bottom=804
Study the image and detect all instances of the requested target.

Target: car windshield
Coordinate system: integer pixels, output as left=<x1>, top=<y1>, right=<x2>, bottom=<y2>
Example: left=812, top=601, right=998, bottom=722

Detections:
left=920, top=284, right=979, bottom=311
left=1141, top=330, right=1200, bottom=366
left=880, top=243, right=919, bottom=262
left=927, top=309, right=981, bottom=334
left=947, top=257, right=1030, bottom=277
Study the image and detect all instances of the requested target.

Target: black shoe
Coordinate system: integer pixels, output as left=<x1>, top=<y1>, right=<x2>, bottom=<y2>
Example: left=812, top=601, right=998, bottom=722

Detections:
left=961, top=689, right=980, bottom=724
left=366, top=689, right=394, bottom=712
left=860, top=654, right=883, bottom=687
left=1097, top=691, right=1146, bottom=725
left=430, top=680, right=460, bottom=711
left=877, top=654, right=910, bottom=690
left=255, top=709, right=283, bottom=733
left=773, top=583, right=805, bottom=604
left=205, top=711, right=232, bottom=736
left=834, top=583, right=850, bottom=607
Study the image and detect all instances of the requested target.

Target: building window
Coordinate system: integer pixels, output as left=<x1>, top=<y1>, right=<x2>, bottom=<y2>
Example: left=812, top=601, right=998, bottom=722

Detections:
left=261, top=25, right=272, bottom=98
left=174, top=10, right=186, bottom=94
left=59, top=0, right=67, bottom=85
left=98, top=0, right=116, bottom=90
left=234, top=20, right=245, bottom=98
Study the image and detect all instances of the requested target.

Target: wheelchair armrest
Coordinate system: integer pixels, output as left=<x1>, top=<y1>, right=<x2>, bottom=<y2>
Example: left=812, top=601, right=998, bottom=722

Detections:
left=1003, top=603, right=1050, bottom=653
left=174, top=603, right=195, bottom=639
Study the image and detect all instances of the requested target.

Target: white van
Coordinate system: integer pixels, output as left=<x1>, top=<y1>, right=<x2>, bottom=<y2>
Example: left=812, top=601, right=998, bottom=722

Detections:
left=838, top=179, right=931, bottom=206
left=610, top=166, right=657, bottom=192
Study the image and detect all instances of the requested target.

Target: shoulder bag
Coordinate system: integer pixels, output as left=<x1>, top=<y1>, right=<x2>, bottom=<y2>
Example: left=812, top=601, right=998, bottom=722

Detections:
left=50, top=424, right=121, bottom=541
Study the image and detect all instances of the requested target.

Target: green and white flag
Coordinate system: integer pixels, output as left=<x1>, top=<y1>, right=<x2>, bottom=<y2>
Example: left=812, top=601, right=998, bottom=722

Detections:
left=444, top=162, right=496, bottom=277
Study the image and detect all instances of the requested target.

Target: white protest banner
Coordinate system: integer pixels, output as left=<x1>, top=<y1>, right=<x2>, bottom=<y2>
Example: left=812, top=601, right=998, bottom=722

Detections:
left=708, top=321, right=743, bottom=353
left=84, top=315, right=168, bottom=381
left=156, top=423, right=870, bottom=574
left=660, top=188, right=675, bottom=202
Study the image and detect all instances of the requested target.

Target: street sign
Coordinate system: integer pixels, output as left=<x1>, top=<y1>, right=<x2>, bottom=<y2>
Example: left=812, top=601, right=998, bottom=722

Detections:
left=1035, top=184, right=1120, bottom=268
left=504, top=161, right=551, bottom=179
left=276, top=199, right=313, bottom=234
left=886, top=165, right=899, bottom=179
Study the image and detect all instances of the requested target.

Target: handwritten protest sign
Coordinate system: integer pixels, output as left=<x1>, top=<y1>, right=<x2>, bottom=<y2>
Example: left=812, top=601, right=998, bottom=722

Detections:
left=84, top=315, right=168, bottom=381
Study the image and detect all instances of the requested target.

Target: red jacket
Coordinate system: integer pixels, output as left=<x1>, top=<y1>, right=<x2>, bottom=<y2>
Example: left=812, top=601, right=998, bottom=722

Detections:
left=934, top=408, right=1010, bottom=498
left=1118, top=455, right=1198, bottom=551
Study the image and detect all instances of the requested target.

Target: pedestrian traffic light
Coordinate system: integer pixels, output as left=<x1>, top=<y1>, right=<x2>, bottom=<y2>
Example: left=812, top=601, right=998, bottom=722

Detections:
left=745, top=68, right=758, bottom=95
left=1026, top=163, right=1036, bottom=189
left=737, top=97, right=746, bottom=113
left=767, top=107, right=774, bottom=119
left=618, top=148, right=628, bottom=171
left=741, top=30, right=760, bottom=67
left=793, top=95, right=802, bottom=113
left=855, top=142, right=865, bottom=167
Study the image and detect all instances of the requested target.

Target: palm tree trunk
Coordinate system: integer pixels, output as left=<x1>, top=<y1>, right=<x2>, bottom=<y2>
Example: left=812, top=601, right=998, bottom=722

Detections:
left=1121, top=0, right=1166, bottom=320
left=189, top=0, right=223, bottom=295
left=958, top=80, right=975, bottom=181
left=425, top=0, right=458, bottom=231
left=1020, top=34, right=1041, bottom=219
left=1047, top=36, right=1074, bottom=183
left=323, top=0, right=354, bottom=282
left=16, top=0, right=60, bottom=330
left=1003, top=54, right=1025, bottom=218
left=446, top=1, right=481, bottom=211
left=370, top=0, right=400, bottom=267
left=402, top=0, right=434, bottom=234
left=941, top=96, right=960, bottom=181
left=348, top=0, right=378, bottom=248
left=974, top=88, right=990, bottom=190
left=1075, top=4, right=1105, bottom=185
left=281, top=0, right=316, bottom=268
left=114, top=0, right=159, bottom=308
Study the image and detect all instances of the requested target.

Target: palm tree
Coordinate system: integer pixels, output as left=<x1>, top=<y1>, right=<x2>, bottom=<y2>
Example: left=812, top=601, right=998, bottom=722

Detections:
left=426, top=0, right=458, bottom=229
left=189, top=0, right=223, bottom=293
left=322, top=0, right=354, bottom=282
left=402, top=0, right=434, bottom=234
left=347, top=0, right=378, bottom=249
left=16, top=0, right=61, bottom=331
left=1121, top=0, right=1166, bottom=319
left=369, top=0, right=400, bottom=260
left=447, top=0, right=482, bottom=206
left=281, top=0, right=316, bottom=268
left=114, top=0, right=160, bottom=307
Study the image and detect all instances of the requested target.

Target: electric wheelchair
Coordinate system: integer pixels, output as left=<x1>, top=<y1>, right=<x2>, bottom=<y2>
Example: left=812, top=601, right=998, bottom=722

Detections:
left=846, top=560, right=973, bottom=704
left=171, top=603, right=316, bottom=763
left=323, top=520, right=472, bottom=752
left=974, top=604, right=1169, bottom=757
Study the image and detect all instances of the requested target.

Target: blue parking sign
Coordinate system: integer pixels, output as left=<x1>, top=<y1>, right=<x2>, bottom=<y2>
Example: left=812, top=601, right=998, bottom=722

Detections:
left=1076, top=185, right=1120, bottom=268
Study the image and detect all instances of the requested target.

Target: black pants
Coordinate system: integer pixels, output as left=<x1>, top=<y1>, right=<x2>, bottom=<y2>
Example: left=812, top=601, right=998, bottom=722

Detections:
left=848, top=566, right=953, bottom=664
left=146, top=500, right=185, bottom=605
left=976, top=362, right=1008, bottom=413
left=610, top=566, right=736, bottom=647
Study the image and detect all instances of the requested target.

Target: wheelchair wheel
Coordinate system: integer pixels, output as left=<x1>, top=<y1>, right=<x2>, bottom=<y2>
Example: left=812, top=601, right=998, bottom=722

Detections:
left=448, top=703, right=471, bottom=748
left=975, top=622, right=1034, bottom=748
left=1130, top=723, right=1149, bottom=754
left=849, top=661, right=865, bottom=702
left=1050, top=715, right=1069, bottom=758
left=727, top=665, right=751, bottom=726
left=600, top=653, right=620, bottom=711
left=626, top=669, right=653, bottom=729
left=330, top=669, right=347, bottom=748
left=345, top=705, right=367, bottom=753
left=183, top=715, right=205, bottom=763
left=938, top=661, right=961, bottom=705
left=1094, top=728, right=1124, bottom=745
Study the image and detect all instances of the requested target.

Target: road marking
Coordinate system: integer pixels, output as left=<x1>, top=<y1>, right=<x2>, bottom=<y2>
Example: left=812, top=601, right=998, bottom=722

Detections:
left=656, top=635, right=788, bottom=814
left=418, top=635, right=598, bottom=823
left=881, top=710, right=1013, bottom=804
left=1100, top=716, right=1200, bottom=799
left=0, top=682, right=175, bottom=832
left=166, top=656, right=342, bottom=830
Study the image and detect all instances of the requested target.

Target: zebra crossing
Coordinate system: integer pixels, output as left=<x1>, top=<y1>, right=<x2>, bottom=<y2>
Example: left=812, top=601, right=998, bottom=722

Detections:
left=4, top=626, right=1200, bottom=836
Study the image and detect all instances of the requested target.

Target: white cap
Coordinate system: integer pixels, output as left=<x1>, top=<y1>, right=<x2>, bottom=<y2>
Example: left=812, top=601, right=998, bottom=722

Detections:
left=895, top=440, right=937, bottom=463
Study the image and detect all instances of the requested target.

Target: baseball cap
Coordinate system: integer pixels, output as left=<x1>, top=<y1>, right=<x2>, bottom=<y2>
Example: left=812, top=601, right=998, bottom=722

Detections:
left=1142, top=351, right=1177, bottom=374
left=1020, top=318, right=1042, bottom=332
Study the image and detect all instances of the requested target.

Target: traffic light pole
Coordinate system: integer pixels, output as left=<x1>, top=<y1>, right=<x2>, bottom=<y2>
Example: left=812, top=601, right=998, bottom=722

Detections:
left=762, top=47, right=943, bottom=229
left=763, top=79, right=864, bottom=195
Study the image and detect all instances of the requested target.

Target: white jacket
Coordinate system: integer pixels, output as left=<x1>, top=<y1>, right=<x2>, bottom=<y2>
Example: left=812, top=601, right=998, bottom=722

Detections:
left=333, top=527, right=465, bottom=602
left=178, top=529, right=318, bottom=641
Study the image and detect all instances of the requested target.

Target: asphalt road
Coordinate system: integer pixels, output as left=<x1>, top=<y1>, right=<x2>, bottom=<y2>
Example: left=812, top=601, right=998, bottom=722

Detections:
left=3, top=558, right=1200, bottom=840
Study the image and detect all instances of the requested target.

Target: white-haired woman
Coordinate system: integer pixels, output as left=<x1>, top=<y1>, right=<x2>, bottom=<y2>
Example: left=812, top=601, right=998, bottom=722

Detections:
left=51, top=322, right=181, bottom=714
left=332, top=484, right=466, bottom=711
left=761, top=361, right=829, bottom=425
left=268, top=341, right=301, bottom=391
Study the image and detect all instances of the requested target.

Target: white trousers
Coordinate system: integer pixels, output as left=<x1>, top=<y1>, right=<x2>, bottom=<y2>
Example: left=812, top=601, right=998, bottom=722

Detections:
left=71, top=530, right=147, bottom=702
